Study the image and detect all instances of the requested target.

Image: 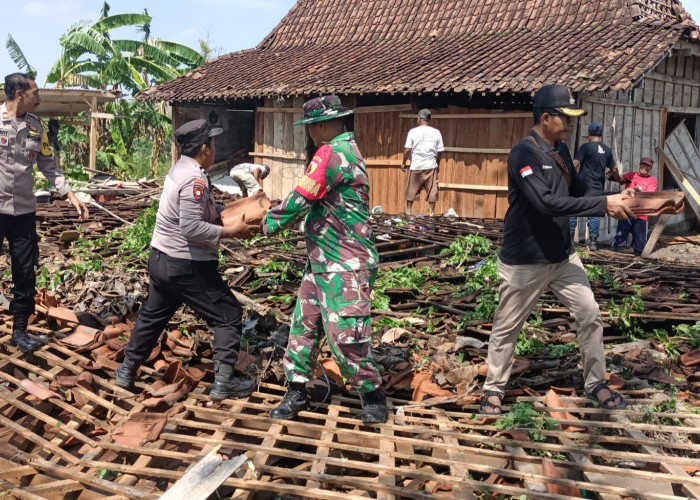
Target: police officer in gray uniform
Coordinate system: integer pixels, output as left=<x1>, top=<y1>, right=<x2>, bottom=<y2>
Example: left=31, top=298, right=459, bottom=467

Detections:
left=115, top=119, right=256, bottom=399
left=1, top=73, right=88, bottom=353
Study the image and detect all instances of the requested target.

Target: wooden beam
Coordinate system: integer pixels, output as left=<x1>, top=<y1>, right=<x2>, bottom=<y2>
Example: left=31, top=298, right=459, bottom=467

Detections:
left=355, top=104, right=413, bottom=114
left=249, top=151, right=305, bottom=161
left=399, top=112, right=531, bottom=119
left=89, top=112, right=115, bottom=119
left=444, top=146, right=510, bottom=154
left=641, top=213, right=671, bottom=258
left=88, top=95, right=97, bottom=173
left=440, top=182, right=508, bottom=192
left=257, top=107, right=302, bottom=114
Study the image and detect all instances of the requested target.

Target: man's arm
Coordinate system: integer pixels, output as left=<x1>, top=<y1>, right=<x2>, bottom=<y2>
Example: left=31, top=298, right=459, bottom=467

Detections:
left=436, top=151, right=443, bottom=173
left=573, top=159, right=581, bottom=170
left=510, top=144, right=609, bottom=217
left=402, top=148, right=411, bottom=171
left=36, top=128, right=88, bottom=220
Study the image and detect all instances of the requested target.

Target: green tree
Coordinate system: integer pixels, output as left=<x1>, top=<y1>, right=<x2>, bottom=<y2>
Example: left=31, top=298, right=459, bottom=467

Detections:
left=6, top=34, right=37, bottom=77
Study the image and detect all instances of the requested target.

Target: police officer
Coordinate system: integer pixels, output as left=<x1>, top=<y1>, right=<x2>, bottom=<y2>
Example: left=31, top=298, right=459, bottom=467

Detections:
left=1, top=72, right=88, bottom=353
left=115, top=119, right=255, bottom=400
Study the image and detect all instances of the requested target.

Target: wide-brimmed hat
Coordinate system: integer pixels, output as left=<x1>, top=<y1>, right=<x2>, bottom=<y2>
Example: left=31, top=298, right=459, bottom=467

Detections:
left=533, top=84, right=587, bottom=117
left=294, top=95, right=354, bottom=125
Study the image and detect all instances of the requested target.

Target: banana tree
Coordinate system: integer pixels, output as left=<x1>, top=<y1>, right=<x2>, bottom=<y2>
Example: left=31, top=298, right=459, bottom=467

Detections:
left=6, top=34, right=37, bottom=77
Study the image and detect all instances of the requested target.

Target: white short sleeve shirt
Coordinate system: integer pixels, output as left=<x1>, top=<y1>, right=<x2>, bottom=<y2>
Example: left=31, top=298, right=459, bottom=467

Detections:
left=405, top=125, right=444, bottom=170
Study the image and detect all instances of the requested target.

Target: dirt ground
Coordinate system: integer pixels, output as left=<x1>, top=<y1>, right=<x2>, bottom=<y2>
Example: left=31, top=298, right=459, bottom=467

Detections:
left=649, top=242, right=700, bottom=264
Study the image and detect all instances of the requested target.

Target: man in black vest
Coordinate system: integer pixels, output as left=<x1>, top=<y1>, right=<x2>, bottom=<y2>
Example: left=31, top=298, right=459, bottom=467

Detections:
left=480, top=85, right=635, bottom=415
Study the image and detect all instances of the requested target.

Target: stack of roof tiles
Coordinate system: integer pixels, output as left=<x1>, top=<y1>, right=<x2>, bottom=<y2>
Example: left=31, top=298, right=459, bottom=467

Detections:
left=139, top=0, right=698, bottom=102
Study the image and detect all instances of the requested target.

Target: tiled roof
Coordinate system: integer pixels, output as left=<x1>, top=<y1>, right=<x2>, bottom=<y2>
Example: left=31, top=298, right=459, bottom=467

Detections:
left=139, top=0, right=698, bottom=102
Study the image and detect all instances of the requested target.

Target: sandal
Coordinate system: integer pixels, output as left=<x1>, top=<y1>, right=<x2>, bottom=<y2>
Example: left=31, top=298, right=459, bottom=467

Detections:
left=479, top=390, right=504, bottom=415
left=586, top=382, right=627, bottom=410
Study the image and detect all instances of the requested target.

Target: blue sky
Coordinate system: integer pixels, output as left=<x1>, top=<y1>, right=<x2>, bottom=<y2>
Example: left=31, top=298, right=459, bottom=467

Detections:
left=2, top=0, right=700, bottom=87
left=0, top=0, right=296, bottom=85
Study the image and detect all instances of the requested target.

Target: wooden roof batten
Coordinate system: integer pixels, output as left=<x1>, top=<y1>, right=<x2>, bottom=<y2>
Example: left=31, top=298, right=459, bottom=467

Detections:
left=138, top=0, right=700, bottom=103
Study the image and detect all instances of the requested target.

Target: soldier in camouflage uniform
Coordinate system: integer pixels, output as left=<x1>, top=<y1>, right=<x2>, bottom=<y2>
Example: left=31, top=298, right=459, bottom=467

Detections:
left=262, top=95, right=387, bottom=424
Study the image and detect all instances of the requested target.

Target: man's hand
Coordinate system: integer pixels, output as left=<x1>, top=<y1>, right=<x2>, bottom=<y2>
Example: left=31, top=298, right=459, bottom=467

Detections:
left=67, top=192, right=89, bottom=221
left=606, top=193, right=636, bottom=220
left=620, top=187, right=636, bottom=199
left=222, top=212, right=256, bottom=239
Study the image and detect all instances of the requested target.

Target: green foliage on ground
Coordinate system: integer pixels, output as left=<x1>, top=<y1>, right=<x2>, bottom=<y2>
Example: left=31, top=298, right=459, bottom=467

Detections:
left=495, top=402, right=558, bottom=441
left=371, top=266, right=434, bottom=310
left=441, top=234, right=492, bottom=269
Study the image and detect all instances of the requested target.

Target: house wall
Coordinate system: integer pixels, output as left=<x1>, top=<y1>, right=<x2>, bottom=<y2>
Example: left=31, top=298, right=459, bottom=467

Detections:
left=355, top=105, right=532, bottom=217
left=254, top=97, right=308, bottom=201
left=575, top=44, right=700, bottom=242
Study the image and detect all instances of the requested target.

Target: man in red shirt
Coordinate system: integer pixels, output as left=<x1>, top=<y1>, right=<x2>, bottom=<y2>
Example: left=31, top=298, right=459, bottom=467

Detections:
left=609, top=157, right=658, bottom=255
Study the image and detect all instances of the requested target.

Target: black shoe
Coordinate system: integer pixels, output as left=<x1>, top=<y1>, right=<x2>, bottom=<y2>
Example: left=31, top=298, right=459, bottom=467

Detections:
left=360, top=389, right=388, bottom=424
left=115, top=357, right=141, bottom=389
left=9, top=317, right=39, bottom=353
left=270, top=382, right=309, bottom=419
left=209, top=360, right=255, bottom=399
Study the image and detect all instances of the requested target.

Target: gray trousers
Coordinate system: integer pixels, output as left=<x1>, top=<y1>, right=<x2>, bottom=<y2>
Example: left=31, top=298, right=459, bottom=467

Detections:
left=483, top=253, right=606, bottom=395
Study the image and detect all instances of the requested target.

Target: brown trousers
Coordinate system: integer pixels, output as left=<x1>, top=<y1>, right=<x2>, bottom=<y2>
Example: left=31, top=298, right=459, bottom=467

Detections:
left=483, top=253, right=606, bottom=395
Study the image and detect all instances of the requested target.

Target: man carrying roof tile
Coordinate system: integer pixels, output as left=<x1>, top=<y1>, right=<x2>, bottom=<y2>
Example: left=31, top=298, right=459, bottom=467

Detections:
left=114, top=119, right=255, bottom=400
left=480, top=84, right=637, bottom=415
left=1, top=73, right=89, bottom=353
left=261, top=95, right=387, bottom=424
left=229, top=162, right=270, bottom=197
left=569, top=122, right=619, bottom=251
left=402, top=109, right=444, bottom=216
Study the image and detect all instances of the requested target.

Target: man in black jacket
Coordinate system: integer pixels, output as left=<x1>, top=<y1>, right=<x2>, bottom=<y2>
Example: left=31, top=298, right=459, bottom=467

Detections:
left=480, top=84, right=635, bottom=415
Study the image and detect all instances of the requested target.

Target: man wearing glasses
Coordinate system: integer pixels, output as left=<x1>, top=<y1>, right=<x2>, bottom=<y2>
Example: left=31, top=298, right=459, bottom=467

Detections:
left=479, top=84, right=636, bottom=415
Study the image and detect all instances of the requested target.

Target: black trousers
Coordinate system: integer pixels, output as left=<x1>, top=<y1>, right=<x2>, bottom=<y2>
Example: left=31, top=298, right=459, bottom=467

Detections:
left=124, top=248, right=243, bottom=365
left=0, top=213, right=38, bottom=318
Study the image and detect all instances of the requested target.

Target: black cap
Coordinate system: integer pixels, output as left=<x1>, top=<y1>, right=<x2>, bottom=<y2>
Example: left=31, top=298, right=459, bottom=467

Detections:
left=588, top=122, right=603, bottom=136
left=174, top=119, right=223, bottom=147
left=533, top=84, right=587, bottom=117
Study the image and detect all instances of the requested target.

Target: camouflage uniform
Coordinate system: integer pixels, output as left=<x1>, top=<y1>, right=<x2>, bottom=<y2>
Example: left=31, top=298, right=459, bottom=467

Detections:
left=263, top=131, right=381, bottom=393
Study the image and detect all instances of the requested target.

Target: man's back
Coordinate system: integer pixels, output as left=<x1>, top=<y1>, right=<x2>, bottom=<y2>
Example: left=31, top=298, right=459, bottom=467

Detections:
left=574, top=141, right=615, bottom=195
left=405, top=125, right=443, bottom=170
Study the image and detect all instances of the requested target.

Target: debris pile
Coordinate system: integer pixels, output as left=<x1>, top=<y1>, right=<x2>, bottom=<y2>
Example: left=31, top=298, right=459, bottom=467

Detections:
left=1, top=195, right=700, bottom=498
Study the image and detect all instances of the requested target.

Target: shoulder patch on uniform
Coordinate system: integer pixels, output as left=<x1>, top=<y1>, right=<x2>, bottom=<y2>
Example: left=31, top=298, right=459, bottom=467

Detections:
left=192, top=178, right=206, bottom=201
left=40, top=128, right=52, bottom=156
left=295, top=144, right=332, bottom=200
left=520, top=166, right=533, bottom=178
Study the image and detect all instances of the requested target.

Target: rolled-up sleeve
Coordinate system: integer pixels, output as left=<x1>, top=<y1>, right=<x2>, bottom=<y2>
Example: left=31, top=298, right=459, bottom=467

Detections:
left=36, top=147, right=71, bottom=197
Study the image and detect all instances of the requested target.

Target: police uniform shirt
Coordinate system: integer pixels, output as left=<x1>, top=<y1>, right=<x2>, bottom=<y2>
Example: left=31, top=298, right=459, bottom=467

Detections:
left=150, top=155, right=223, bottom=261
left=0, top=103, right=71, bottom=215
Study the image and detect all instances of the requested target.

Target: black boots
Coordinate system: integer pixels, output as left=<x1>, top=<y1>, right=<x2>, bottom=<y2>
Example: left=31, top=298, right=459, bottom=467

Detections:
left=270, top=382, right=309, bottom=419
left=587, top=235, right=599, bottom=251
left=9, top=316, right=39, bottom=353
left=360, top=389, right=388, bottom=424
left=115, top=357, right=141, bottom=389
left=209, top=360, right=255, bottom=400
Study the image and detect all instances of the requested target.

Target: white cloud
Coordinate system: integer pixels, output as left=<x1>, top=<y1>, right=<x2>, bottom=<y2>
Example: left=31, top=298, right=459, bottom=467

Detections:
left=23, top=1, right=81, bottom=18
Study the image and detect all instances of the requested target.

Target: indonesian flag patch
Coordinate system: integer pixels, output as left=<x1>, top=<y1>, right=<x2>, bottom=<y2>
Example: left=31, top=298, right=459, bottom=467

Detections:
left=192, top=178, right=206, bottom=201
left=520, top=166, right=533, bottom=178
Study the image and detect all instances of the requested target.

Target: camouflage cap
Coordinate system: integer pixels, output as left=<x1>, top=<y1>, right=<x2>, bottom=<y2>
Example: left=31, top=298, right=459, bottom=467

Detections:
left=294, top=95, right=354, bottom=125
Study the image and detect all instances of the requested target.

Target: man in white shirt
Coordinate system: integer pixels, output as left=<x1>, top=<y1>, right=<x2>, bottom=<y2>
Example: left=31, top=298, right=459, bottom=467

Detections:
left=229, top=162, right=270, bottom=197
left=402, top=109, right=444, bottom=216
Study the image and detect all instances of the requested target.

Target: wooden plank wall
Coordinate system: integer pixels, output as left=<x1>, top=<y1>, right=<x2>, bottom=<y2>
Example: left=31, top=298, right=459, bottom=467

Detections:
left=356, top=106, right=532, bottom=217
left=254, top=97, right=307, bottom=201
